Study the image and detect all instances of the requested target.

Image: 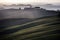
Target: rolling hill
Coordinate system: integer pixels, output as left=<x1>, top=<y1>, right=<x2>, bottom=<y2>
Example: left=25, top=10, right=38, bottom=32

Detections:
left=0, top=16, right=60, bottom=40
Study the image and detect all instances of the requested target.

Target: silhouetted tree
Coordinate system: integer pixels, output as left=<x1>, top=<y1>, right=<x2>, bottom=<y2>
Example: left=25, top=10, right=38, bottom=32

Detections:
left=35, top=7, right=40, bottom=9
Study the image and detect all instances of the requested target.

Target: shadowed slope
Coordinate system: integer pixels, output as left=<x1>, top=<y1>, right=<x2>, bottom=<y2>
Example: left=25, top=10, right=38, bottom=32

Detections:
left=0, top=16, right=60, bottom=40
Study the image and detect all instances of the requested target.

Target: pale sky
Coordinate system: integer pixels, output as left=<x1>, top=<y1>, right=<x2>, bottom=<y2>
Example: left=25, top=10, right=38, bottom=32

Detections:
left=0, top=0, right=60, bottom=4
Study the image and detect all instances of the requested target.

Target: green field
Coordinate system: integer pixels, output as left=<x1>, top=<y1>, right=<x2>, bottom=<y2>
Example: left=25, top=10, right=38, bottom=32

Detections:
left=0, top=16, right=60, bottom=40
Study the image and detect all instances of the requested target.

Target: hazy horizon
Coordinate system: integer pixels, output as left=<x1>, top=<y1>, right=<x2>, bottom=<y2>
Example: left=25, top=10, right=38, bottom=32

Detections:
left=0, top=0, right=60, bottom=10
left=0, top=0, right=60, bottom=5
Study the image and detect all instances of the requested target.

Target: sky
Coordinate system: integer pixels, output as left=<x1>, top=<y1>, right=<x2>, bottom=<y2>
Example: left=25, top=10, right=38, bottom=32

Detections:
left=0, top=0, right=60, bottom=5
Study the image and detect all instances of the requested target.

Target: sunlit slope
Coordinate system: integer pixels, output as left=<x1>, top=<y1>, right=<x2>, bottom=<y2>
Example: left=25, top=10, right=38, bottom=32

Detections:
left=0, top=16, right=60, bottom=40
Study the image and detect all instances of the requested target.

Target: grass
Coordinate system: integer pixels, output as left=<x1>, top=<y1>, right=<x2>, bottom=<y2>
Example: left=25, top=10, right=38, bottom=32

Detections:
left=0, top=16, right=59, bottom=40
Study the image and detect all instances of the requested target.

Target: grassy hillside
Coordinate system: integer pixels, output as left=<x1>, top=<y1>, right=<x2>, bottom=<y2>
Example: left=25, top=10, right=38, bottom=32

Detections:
left=0, top=16, right=60, bottom=40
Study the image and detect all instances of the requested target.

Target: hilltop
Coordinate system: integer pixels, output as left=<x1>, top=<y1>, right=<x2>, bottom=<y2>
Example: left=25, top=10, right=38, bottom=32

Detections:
left=0, top=7, right=59, bottom=20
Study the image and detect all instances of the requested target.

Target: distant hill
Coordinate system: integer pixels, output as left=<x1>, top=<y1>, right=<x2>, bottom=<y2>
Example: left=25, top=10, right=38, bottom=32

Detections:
left=0, top=8, right=59, bottom=20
